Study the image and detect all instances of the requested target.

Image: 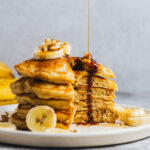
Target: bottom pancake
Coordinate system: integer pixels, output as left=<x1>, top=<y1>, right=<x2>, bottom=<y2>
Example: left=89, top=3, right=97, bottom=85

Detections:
left=10, top=114, right=69, bottom=130
left=74, top=109, right=118, bottom=124
left=16, top=104, right=74, bottom=124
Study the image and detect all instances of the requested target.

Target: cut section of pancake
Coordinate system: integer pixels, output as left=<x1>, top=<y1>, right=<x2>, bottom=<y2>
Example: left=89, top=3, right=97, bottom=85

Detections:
left=75, top=87, right=115, bottom=101
left=75, top=99, right=114, bottom=111
left=74, top=109, right=118, bottom=124
left=16, top=94, right=74, bottom=110
left=75, top=72, right=117, bottom=90
left=66, top=57, right=115, bottom=79
left=14, top=58, right=75, bottom=84
left=11, top=78, right=75, bottom=100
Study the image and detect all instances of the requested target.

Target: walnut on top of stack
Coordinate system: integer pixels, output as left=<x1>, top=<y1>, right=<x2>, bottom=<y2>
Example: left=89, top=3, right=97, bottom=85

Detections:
left=66, top=52, right=118, bottom=124
left=10, top=38, right=75, bottom=131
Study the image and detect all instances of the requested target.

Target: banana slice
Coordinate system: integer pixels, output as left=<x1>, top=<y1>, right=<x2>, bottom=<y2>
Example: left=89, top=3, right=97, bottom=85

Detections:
left=0, top=122, right=16, bottom=131
left=115, top=105, right=145, bottom=122
left=63, top=42, right=71, bottom=55
left=26, top=106, right=57, bottom=132
left=33, top=39, right=72, bottom=60
left=45, top=128, right=70, bottom=133
left=34, top=49, right=64, bottom=60
left=127, top=115, right=150, bottom=126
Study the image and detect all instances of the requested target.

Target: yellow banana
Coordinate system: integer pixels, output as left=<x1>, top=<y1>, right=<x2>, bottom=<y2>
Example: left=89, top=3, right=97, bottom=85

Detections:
left=0, top=78, right=18, bottom=100
left=0, top=62, right=14, bottom=78
left=0, top=100, right=17, bottom=106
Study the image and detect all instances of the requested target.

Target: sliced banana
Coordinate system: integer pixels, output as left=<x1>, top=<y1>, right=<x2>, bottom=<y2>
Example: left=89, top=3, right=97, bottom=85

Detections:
left=26, top=106, right=57, bottom=132
left=34, top=49, right=64, bottom=60
left=33, top=38, right=72, bottom=60
left=127, top=115, right=150, bottom=126
left=45, top=128, right=70, bottom=133
left=63, top=42, right=71, bottom=55
left=0, top=122, right=16, bottom=131
left=115, top=105, right=145, bottom=122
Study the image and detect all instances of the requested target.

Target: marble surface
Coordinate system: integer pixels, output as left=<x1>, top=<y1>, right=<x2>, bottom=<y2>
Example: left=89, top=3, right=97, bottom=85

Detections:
left=0, top=92, right=150, bottom=150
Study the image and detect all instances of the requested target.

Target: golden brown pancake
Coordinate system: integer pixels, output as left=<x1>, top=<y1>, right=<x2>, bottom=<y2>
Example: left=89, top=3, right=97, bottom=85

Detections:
left=74, top=109, right=118, bottom=124
left=12, top=109, right=74, bottom=124
left=14, top=58, right=75, bottom=84
left=75, top=99, right=114, bottom=111
left=16, top=94, right=74, bottom=110
left=11, top=77, right=75, bottom=100
left=75, top=87, right=115, bottom=101
left=75, top=71, right=117, bottom=90
left=10, top=114, right=69, bottom=130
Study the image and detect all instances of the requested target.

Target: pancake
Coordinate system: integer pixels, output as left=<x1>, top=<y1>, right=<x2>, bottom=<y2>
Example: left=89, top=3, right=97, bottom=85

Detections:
left=75, top=87, right=115, bottom=101
left=11, top=77, right=75, bottom=100
left=16, top=94, right=74, bottom=110
left=74, top=109, right=118, bottom=124
left=16, top=103, right=74, bottom=124
left=75, top=99, right=114, bottom=111
left=14, top=58, right=75, bottom=84
left=75, top=71, right=118, bottom=90
left=66, top=57, right=115, bottom=79
left=10, top=114, right=69, bottom=130
left=12, top=109, right=74, bottom=124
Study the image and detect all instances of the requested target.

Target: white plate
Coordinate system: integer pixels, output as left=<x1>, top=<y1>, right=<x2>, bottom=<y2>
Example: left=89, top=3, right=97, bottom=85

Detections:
left=0, top=104, right=150, bottom=147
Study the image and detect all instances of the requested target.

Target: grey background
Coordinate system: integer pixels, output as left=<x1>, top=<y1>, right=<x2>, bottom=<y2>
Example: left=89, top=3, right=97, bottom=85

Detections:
left=0, top=0, right=150, bottom=94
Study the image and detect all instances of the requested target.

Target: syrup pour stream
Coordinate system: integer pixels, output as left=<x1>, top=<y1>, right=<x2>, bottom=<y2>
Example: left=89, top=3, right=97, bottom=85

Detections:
left=88, top=0, right=90, bottom=52
left=86, top=0, right=98, bottom=124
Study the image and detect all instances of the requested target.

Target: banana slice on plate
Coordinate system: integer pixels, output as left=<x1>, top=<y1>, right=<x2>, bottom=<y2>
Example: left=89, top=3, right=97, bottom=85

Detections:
left=114, top=105, right=145, bottom=122
left=0, top=122, right=16, bottom=131
left=127, top=115, right=150, bottom=126
left=26, top=106, right=57, bottom=132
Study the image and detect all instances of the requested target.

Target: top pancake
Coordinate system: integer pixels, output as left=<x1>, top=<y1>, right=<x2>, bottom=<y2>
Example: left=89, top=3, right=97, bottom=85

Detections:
left=14, top=58, right=75, bottom=84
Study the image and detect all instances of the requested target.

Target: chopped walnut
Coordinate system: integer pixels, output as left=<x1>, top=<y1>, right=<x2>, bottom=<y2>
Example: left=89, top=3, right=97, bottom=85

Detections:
left=37, top=38, right=71, bottom=55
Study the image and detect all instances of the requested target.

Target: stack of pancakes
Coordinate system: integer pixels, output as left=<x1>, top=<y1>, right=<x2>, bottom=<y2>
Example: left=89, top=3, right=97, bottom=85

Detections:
left=10, top=58, right=75, bottom=129
left=9, top=38, right=118, bottom=130
left=67, top=56, right=118, bottom=124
